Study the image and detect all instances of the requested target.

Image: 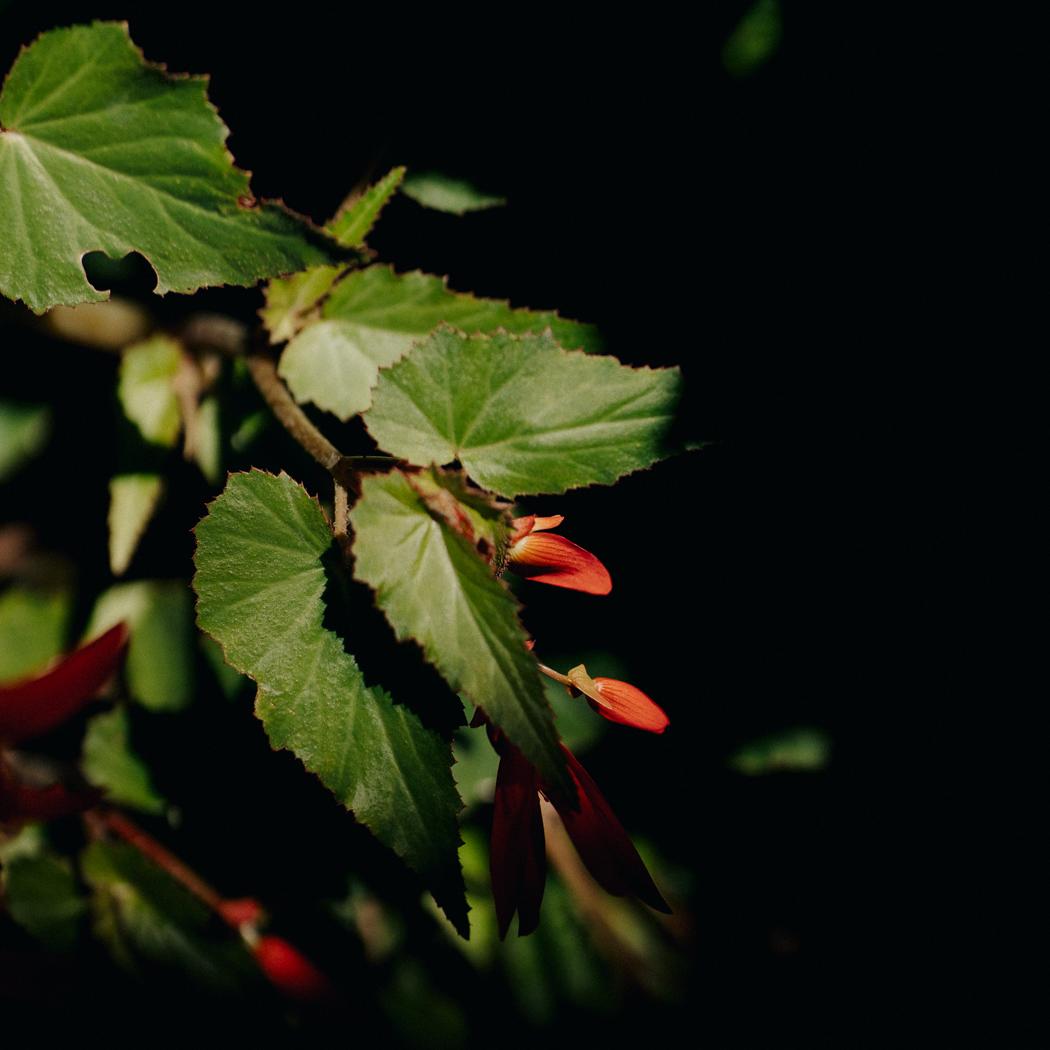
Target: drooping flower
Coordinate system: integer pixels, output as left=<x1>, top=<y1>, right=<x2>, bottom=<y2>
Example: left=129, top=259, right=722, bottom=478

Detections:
left=505, top=514, right=612, bottom=595
left=486, top=723, right=670, bottom=937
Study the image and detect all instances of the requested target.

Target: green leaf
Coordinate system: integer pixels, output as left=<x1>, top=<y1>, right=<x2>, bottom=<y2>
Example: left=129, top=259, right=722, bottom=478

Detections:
left=193, top=395, right=222, bottom=484
left=82, top=706, right=166, bottom=815
left=193, top=470, right=468, bottom=933
left=365, top=328, right=683, bottom=497
left=2, top=853, right=86, bottom=951
left=117, top=336, right=183, bottom=448
left=0, top=22, right=347, bottom=313
left=279, top=266, right=601, bottom=421
left=0, top=401, right=50, bottom=481
left=259, top=264, right=343, bottom=344
left=259, top=167, right=405, bottom=344
left=329, top=166, right=406, bottom=247
left=85, top=581, right=194, bottom=712
left=108, top=474, right=164, bottom=576
left=0, top=585, right=71, bottom=683
left=402, top=172, right=505, bottom=215
left=350, top=470, right=569, bottom=796
left=81, top=841, right=256, bottom=991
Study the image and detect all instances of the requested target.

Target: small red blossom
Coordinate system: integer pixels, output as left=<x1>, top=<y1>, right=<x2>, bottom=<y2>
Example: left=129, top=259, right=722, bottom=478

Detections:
left=506, top=514, right=612, bottom=595
left=566, top=664, right=670, bottom=734
left=253, top=935, right=334, bottom=1003
left=487, top=724, right=669, bottom=938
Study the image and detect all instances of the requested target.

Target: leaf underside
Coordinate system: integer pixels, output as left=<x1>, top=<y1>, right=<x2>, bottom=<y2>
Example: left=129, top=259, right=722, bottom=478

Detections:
left=365, top=328, right=684, bottom=497
left=0, top=22, right=347, bottom=313
left=193, top=469, right=468, bottom=935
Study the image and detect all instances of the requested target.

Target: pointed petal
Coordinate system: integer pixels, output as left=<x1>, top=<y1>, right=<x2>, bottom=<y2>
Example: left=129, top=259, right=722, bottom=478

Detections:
left=591, top=678, right=670, bottom=734
left=549, top=746, right=670, bottom=914
left=508, top=533, right=612, bottom=595
left=253, top=936, right=334, bottom=1003
left=490, top=745, right=547, bottom=938
left=529, top=515, right=565, bottom=532
left=0, top=623, right=128, bottom=743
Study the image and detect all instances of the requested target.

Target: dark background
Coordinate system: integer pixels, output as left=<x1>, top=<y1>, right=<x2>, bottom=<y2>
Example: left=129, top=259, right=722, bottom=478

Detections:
left=1, top=3, right=987, bottom=1045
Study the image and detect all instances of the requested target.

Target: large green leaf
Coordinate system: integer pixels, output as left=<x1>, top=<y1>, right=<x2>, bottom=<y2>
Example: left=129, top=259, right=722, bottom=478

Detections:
left=365, top=329, right=683, bottom=497
left=193, top=470, right=467, bottom=934
left=81, top=841, right=256, bottom=991
left=85, top=581, right=195, bottom=712
left=278, top=266, right=601, bottom=421
left=350, top=470, right=569, bottom=796
left=0, top=22, right=347, bottom=313
left=82, top=706, right=167, bottom=815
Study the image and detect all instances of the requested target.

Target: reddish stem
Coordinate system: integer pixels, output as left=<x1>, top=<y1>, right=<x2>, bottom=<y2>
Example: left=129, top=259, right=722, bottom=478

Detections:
left=99, top=809, right=225, bottom=915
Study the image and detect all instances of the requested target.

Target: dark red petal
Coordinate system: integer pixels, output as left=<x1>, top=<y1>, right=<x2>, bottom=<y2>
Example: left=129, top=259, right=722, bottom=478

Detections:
left=254, top=936, right=334, bottom=1003
left=508, top=533, right=612, bottom=595
left=0, top=764, right=100, bottom=825
left=550, top=746, right=670, bottom=914
left=590, top=678, right=670, bottom=734
left=490, top=745, right=547, bottom=938
left=0, top=623, right=128, bottom=743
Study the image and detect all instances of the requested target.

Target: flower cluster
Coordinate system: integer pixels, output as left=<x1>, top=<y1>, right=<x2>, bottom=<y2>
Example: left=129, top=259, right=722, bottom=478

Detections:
left=487, top=514, right=671, bottom=936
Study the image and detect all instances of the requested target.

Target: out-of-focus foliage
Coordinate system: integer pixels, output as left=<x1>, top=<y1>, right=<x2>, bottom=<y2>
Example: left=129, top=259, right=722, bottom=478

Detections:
left=0, top=402, right=50, bottom=482
left=0, top=585, right=71, bottom=683
left=401, top=172, right=506, bottom=215
left=729, top=727, right=830, bottom=774
left=723, top=0, right=782, bottom=76
left=85, top=581, right=195, bottom=712
left=82, top=707, right=167, bottom=815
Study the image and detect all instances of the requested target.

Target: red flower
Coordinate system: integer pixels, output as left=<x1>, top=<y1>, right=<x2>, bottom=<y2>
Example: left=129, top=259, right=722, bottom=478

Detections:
left=488, top=727, right=670, bottom=938
left=506, top=514, right=612, bottom=595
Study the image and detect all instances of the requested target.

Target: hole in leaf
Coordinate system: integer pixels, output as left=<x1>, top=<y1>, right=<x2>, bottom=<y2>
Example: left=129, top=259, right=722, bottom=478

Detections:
left=82, top=251, right=158, bottom=296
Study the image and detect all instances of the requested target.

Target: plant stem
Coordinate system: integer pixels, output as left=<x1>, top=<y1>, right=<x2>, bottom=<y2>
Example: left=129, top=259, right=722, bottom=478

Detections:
left=246, top=348, right=343, bottom=474
left=537, top=662, right=574, bottom=687
left=98, top=808, right=224, bottom=913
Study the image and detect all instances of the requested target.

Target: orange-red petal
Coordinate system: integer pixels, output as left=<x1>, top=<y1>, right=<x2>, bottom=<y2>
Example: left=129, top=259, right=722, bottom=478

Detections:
left=508, top=533, right=612, bottom=595
left=591, top=677, right=670, bottom=734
